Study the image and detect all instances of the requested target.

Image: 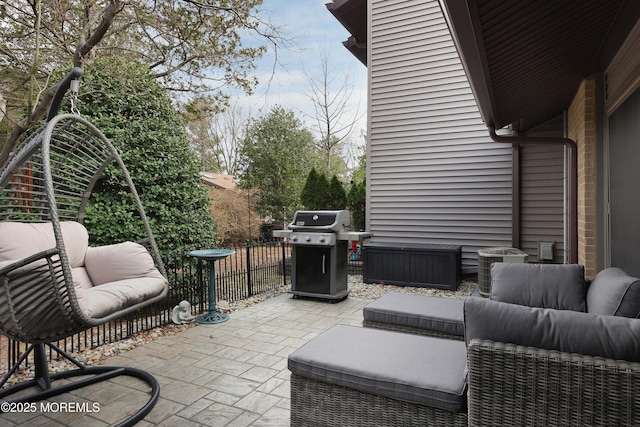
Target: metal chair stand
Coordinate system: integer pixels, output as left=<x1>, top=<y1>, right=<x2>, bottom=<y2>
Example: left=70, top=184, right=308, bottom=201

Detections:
left=0, top=342, right=160, bottom=427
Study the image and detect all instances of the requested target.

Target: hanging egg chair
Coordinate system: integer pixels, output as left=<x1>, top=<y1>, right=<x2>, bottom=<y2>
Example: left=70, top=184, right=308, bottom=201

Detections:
left=0, top=68, right=168, bottom=426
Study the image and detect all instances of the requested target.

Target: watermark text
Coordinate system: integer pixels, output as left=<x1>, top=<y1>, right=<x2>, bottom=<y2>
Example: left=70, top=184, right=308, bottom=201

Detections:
left=1, top=401, right=100, bottom=413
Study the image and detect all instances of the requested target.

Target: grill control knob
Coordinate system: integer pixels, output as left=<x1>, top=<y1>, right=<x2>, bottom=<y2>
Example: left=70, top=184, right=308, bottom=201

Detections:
left=305, top=236, right=311, bottom=242
left=290, top=235, right=297, bottom=242
left=319, top=236, right=325, bottom=243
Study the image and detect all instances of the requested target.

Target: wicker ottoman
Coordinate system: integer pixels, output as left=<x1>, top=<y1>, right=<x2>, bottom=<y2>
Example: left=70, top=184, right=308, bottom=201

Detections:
left=363, top=292, right=465, bottom=339
left=288, top=325, right=468, bottom=427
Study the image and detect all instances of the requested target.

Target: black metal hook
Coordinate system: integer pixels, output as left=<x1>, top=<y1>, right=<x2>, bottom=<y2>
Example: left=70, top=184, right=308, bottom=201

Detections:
left=46, top=67, right=83, bottom=122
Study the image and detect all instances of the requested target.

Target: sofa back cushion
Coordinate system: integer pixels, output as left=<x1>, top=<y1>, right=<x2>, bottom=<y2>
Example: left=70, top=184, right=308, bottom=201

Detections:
left=0, top=221, right=88, bottom=268
left=490, top=263, right=586, bottom=311
left=465, top=297, right=640, bottom=362
left=587, top=267, right=640, bottom=318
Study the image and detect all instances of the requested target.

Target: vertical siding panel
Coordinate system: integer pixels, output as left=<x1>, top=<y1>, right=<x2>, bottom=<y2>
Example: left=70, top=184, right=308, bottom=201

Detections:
left=369, top=0, right=513, bottom=272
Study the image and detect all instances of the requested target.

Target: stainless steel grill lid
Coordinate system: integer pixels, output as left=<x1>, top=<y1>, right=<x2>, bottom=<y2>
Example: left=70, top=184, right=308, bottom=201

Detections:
left=288, top=210, right=350, bottom=231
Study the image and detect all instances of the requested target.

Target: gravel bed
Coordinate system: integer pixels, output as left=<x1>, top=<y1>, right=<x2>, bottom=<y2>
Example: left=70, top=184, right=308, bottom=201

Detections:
left=2, top=276, right=477, bottom=387
left=228, top=275, right=476, bottom=310
left=347, top=275, right=477, bottom=300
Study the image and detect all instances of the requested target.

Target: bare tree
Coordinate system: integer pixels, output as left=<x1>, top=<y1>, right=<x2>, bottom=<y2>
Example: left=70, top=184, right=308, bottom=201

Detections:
left=302, top=45, right=364, bottom=175
left=183, top=99, right=249, bottom=175
left=183, top=96, right=222, bottom=172
left=209, top=102, right=250, bottom=176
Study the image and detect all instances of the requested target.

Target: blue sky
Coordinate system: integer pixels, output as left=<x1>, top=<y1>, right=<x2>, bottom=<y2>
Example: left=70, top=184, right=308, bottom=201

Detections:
left=232, top=0, right=368, bottom=151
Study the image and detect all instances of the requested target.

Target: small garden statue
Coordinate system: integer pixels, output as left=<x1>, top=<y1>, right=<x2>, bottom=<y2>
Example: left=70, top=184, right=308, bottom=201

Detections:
left=171, top=300, right=196, bottom=324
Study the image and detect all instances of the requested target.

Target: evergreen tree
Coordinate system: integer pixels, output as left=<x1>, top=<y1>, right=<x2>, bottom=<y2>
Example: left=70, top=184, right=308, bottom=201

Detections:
left=238, top=106, right=320, bottom=218
left=315, top=172, right=332, bottom=209
left=301, top=168, right=320, bottom=209
left=348, top=180, right=366, bottom=231
left=329, top=175, right=347, bottom=210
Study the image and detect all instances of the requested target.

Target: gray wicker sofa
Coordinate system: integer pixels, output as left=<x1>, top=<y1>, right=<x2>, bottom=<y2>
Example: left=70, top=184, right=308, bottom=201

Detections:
left=465, top=263, right=640, bottom=426
left=465, top=297, right=640, bottom=426
left=289, top=263, right=640, bottom=426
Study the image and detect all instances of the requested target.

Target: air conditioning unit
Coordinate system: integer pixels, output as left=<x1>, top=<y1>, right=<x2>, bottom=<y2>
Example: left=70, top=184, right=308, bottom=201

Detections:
left=477, top=247, right=529, bottom=297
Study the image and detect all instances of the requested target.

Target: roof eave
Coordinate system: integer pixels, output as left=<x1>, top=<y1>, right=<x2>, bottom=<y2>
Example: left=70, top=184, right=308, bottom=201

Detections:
left=326, top=0, right=367, bottom=66
left=439, top=0, right=496, bottom=128
left=440, top=0, right=639, bottom=132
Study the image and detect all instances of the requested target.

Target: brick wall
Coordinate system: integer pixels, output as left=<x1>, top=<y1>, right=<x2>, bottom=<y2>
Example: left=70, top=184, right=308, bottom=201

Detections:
left=568, top=78, right=597, bottom=278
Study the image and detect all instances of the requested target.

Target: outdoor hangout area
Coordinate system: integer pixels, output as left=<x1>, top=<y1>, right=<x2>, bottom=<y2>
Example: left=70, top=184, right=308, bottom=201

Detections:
left=1, top=89, right=640, bottom=425
left=3, top=249, right=640, bottom=426
left=3, top=0, right=640, bottom=425
left=1, top=76, right=640, bottom=424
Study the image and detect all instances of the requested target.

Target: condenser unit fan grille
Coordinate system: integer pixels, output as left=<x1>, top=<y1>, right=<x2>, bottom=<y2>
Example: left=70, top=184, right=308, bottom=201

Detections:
left=477, top=247, right=528, bottom=296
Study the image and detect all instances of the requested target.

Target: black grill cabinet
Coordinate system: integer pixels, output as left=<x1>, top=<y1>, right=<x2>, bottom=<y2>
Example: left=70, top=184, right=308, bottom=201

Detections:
left=273, top=210, right=371, bottom=301
left=291, top=241, right=349, bottom=300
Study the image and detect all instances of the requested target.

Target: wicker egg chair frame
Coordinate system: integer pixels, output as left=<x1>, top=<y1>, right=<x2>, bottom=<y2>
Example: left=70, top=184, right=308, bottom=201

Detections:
left=0, top=69, right=168, bottom=426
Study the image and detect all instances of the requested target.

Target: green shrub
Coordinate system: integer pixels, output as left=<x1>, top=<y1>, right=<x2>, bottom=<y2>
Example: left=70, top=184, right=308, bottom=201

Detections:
left=328, top=175, right=347, bottom=210
left=76, top=59, right=217, bottom=253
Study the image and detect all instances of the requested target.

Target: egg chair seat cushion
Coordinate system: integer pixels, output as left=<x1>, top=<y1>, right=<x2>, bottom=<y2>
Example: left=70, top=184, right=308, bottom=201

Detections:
left=0, top=221, right=167, bottom=321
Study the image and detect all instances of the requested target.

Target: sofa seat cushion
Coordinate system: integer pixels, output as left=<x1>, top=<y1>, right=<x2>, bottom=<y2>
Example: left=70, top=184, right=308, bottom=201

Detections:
left=363, top=292, right=465, bottom=337
left=490, top=263, right=586, bottom=311
left=288, top=324, right=468, bottom=412
left=587, top=267, right=640, bottom=318
left=0, top=221, right=88, bottom=268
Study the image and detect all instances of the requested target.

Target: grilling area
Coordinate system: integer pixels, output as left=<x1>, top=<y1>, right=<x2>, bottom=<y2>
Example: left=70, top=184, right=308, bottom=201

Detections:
left=273, top=210, right=371, bottom=301
left=272, top=210, right=467, bottom=301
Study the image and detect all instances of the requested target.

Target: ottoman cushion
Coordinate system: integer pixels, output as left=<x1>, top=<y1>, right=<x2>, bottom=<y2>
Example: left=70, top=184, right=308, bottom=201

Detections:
left=288, top=324, right=467, bottom=412
left=363, top=292, right=465, bottom=337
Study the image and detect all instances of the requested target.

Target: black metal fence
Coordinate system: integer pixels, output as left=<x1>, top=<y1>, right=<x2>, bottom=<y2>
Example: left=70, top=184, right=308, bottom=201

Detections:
left=2, top=240, right=364, bottom=370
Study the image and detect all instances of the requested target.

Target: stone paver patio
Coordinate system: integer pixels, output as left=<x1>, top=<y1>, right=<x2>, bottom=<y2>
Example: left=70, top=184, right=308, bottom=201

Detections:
left=1, top=293, right=370, bottom=426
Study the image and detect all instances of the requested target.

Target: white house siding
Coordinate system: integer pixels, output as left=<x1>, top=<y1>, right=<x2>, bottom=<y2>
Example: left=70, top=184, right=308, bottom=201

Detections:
left=367, top=0, right=514, bottom=272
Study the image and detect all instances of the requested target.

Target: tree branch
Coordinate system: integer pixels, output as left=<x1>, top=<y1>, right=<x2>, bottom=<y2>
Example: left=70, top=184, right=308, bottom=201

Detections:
left=75, top=0, right=122, bottom=65
left=1, top=0, right=122, bottom=167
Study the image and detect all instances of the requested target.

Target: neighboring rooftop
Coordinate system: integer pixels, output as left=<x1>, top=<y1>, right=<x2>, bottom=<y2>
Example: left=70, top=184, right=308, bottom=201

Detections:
left=200, top=172, right=236, bottom=190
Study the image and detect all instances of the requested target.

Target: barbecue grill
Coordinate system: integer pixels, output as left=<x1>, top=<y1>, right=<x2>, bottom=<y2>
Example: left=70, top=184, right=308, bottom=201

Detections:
left=273, top=210, right=371, bottom=300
